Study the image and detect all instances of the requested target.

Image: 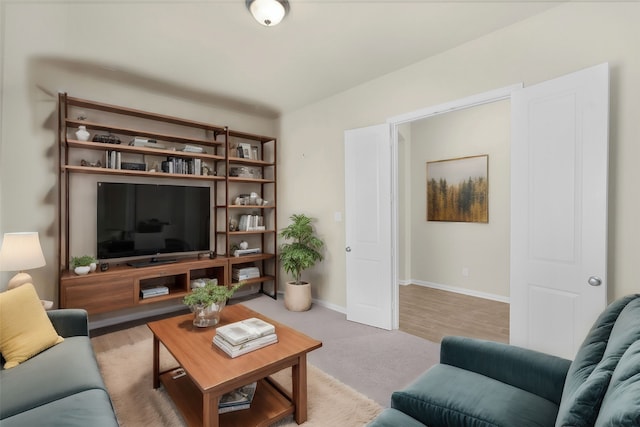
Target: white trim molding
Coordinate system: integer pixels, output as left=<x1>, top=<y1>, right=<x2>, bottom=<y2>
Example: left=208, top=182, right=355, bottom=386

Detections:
left=409, top=280, right=510, bottom=304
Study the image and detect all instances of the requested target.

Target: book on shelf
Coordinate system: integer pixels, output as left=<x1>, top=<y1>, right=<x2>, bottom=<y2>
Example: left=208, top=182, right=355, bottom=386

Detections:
left=161, top=156, right=202, bottom=175
left=232, top=266, right=260, bottom=281
left=140, top=286, right=169, bottom=298
left=104, top=150, right=122, bottom=169
left=233, top=248, right=261, bottom=257
left=218, top=382, right=257, bottom=413
left=213, top=332, right=278, bottom=358
left=182, top=144, right=204, bottom=153
left=215, top=317, right=276, bottom=345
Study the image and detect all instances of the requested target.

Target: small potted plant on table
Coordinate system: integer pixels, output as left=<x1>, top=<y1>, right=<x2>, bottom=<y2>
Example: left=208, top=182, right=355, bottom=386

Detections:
left=70, top=255, right=98, bottom=275
left=279, top=214, right=324, bottom=312
left=183, top=282, right=241, bottom=327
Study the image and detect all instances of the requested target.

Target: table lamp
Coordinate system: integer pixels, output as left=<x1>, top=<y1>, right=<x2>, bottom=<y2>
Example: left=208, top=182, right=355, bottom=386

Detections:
left=0, top=232, right=46, bottom=289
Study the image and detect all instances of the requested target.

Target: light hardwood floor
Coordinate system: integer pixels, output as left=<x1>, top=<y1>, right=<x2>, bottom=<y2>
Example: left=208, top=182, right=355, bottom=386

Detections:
left=399, top=285, right=509, bottom=344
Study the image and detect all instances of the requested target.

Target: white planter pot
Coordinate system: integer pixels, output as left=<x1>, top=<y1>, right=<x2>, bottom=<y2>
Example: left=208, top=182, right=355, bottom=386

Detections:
left=284, top=282, right=312, bottom=312
left=74, top=266, right=90, bottom=275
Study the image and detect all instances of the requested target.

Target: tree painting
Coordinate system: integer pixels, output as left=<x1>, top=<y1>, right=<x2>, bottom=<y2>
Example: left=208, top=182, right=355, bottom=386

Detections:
left=427, top=155, right=488, bottom=223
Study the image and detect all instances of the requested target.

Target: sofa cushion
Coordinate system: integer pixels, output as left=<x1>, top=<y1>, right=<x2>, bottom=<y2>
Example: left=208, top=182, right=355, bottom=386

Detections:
left=0, top=283, right=64, bottom=368
left=0, top=336, right=108, bottom=419
left=367, top=408, right=426, bottom=427
left=392, top=364, right=559, bottom=427
left=0, top=388, right=118, bottom=427
left=556, top=294, right=640, bottom=427
left=594, top=340, right=640, bottom=426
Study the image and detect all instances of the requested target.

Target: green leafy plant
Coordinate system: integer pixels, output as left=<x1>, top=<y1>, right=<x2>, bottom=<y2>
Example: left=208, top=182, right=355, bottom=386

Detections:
left=70, top=255, right=97, bottom=269
left=279, top=214, right=324, bottom=285
left=182, top=282, right=242, bottom=307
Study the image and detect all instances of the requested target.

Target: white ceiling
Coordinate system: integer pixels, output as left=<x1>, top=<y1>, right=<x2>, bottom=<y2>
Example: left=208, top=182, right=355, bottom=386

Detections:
left=36, top=1, right=563, bottom=117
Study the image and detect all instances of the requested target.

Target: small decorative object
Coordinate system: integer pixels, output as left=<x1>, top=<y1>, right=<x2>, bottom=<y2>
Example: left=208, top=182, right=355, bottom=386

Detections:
left=92, top=134, right=121, bottom=144
left=239, top=241, right=249, bottom=250
left=70, top=255, right=98, bottom=275
left=80, top=159, right=102, bottom=168
left=183, top=282, right=242, bottom=327
left=75, top=126, right=90, bottom=141
left=229, top=218, right=238, bottom=231
left=279, top=214, right=325, bottom=311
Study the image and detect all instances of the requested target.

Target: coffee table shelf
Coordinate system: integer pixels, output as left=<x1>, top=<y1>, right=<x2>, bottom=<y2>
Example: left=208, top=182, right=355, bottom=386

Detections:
left=160, top=368, right=293, bottom=427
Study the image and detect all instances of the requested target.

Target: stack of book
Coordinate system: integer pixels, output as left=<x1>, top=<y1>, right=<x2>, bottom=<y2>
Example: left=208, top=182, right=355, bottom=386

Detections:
left=213, top=317, right=277, bottom=358
left=140, top=286, right=169, bottom=299
left=232, top=266, right=260, bottom=281
left=218, top=382, right=257, bottom=414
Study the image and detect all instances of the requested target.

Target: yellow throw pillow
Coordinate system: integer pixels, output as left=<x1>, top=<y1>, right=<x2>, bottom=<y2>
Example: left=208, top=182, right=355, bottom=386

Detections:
left=0, top=283, right=63, bottom=368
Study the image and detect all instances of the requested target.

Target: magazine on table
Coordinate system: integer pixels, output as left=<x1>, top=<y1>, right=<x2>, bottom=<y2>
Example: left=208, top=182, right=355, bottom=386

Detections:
left=218, top=382, right=257, bottom=413
left=215, top=317, right=276, bottom=346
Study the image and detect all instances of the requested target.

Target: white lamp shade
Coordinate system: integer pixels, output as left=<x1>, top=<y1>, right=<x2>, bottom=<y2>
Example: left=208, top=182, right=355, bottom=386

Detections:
left=248, top=0, right=288, bottom=26
left=0, top=232, right=46, bottom=272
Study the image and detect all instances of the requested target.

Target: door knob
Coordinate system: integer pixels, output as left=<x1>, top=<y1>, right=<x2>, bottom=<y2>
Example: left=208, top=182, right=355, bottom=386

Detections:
left=588, top=276, right=602, bottom=286
left=345, top=247, right=351, bottom=252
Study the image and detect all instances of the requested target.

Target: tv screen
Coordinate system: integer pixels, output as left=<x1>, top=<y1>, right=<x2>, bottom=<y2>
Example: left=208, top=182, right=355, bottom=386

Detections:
left=97, top=182, right=210, bottom=260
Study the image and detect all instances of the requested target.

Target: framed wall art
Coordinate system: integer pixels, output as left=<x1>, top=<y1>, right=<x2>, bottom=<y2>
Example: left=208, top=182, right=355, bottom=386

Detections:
left=426, top=155, right=488, bottom=223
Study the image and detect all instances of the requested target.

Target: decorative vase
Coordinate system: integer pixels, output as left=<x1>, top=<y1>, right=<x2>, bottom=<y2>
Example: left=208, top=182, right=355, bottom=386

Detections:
left=284, top=282, right=312, bottom=311
left=74, top=266, right=91, bottom=275
left=75, top=125, right=90, bottom=141
left=89, top=262, right=97, bottom=272
left=190, top=300, right=226, bottom=327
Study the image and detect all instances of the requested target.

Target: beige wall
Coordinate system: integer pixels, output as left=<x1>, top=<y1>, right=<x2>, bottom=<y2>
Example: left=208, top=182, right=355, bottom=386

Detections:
left=278, top=2, right=640, bottom=307
left=0, top=3, right=277, bottom=303
left=403, top=101, right=510, bottom=299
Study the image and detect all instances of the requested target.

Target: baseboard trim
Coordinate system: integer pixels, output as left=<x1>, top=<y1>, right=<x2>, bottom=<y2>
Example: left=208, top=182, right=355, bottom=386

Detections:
left=409, top=280, right=510, bottom=304
left=277, top=291, right=347, bottom=314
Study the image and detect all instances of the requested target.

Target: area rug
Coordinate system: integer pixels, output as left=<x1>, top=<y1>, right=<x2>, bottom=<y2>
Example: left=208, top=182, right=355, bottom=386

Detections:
left=95, top=336, right=383, bottom=426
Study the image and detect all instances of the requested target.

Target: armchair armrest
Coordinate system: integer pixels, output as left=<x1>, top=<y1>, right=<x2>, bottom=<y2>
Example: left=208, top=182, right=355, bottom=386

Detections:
left=440, top=336, right=571, bottom=404
left=47, top=309, right=89, bottom=338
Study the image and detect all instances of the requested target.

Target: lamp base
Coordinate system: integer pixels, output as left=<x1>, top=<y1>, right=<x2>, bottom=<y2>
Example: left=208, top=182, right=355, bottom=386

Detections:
left=7, top=271, right=33, bottom=289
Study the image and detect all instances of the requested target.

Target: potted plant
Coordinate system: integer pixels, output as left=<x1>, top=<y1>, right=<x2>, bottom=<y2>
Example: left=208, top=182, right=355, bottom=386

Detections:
left=183, top=281, right=242, bottom=327
left=279, top=214, right=324, bottom=311
left=70, top=255, right=97, bottom=275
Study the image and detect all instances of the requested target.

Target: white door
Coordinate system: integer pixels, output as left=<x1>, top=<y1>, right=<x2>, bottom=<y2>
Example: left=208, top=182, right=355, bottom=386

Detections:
left=344, top=124, right=393, bottom=330
left=510, top=63, right=609, bottom=359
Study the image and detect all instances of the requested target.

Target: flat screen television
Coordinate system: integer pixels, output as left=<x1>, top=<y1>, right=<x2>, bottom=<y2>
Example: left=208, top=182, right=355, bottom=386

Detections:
left=97, top=182, right=210, bottom=260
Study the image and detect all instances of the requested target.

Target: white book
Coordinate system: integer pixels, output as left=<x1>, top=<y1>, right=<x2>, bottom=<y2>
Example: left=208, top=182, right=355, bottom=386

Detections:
left=213, top=333, right=278, bottom=358
left=215, top=317, right=276, bottom=346
left=183, top=145, right=204, bottom=153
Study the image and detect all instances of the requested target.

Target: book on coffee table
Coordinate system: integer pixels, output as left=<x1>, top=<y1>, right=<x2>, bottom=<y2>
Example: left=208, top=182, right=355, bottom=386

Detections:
left=213, top=332, right=278, bottom=358
left=215, top=317, right=276, bottom=346
left=218, top=381, right=257, bottom=414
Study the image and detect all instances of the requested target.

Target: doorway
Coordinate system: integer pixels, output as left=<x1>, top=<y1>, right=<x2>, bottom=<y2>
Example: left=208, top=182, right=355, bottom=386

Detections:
left=388, top=84, right=520, bottom=330
left=394, top=98, right=512, bottom=342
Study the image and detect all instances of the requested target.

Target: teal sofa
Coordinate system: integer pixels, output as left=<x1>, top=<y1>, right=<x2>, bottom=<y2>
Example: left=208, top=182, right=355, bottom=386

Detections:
left=369, top=294, right=640, bottom=427
left=0, top=309, right=119, bottom=426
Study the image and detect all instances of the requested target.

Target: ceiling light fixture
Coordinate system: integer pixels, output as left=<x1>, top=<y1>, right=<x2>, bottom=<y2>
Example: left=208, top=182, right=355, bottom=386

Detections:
left=246, top=0, right=290, bottom=27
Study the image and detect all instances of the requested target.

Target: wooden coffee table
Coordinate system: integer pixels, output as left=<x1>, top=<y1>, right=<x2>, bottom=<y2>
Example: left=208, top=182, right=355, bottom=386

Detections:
left=147, top=304, right=322, bottom=427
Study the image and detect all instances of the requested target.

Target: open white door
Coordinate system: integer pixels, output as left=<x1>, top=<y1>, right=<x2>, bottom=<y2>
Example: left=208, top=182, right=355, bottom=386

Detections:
left=510, top=63, right=609, bottom=359
left=345, top=124, right=393, bottom=330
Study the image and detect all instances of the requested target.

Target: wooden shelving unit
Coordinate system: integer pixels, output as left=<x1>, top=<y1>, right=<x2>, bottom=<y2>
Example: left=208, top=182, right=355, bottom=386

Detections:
left=218, top=129, right=278, bottom=298
left=57, top=93, right=278, bottom=316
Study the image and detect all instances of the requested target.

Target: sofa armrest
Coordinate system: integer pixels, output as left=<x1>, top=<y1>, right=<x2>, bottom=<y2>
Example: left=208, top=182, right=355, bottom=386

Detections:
left=440, top=336, right=571, bottom=404
left=47, top=309, right=89, bottom=337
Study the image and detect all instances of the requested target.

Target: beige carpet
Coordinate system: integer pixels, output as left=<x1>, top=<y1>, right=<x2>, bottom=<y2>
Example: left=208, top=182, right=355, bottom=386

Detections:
left=95, top=336, right=383, bottom=426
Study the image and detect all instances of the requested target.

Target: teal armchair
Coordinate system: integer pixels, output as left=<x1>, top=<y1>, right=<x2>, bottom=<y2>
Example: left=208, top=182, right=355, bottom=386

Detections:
left=369, top=294, right=640, bottom=427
